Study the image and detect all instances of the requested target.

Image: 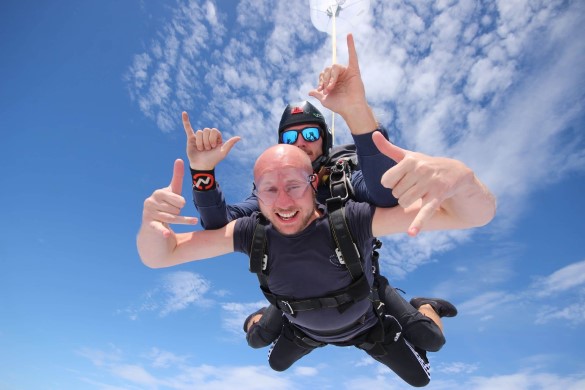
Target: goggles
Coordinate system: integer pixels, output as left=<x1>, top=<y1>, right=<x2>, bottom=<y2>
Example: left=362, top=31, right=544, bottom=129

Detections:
left=253, top=173, right=316, bottom=206
left=280, top=126, right=321, bottom=145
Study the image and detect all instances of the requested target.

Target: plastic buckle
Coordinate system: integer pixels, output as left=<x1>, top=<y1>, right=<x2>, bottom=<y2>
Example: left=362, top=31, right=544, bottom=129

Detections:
left=281, top=300, right=294, bottom=316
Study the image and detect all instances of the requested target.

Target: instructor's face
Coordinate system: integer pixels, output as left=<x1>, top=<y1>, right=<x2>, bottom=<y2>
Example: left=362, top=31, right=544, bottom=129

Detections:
left=281, top=123, right=323, bottom=163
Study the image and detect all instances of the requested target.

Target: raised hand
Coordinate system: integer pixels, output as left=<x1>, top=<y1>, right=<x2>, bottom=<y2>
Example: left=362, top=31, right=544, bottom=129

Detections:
left=142, top=159, right=198, bottom=238
left=308, top=34, right=377, bottom=134
left=372, top=132, right=474, bottom=236
left=182, top=111, right=241, bottom=170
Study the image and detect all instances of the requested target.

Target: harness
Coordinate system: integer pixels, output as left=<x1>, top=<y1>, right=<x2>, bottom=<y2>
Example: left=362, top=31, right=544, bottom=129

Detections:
left=248, top=158, right=385, bottom=319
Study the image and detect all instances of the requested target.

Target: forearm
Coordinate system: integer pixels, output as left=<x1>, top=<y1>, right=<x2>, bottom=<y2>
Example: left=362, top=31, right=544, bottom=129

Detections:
left=340, top=102, right=378, bottom=135
left=193, top=187, right=259, bottom=229
left=193, top=187, right=230, bottom=228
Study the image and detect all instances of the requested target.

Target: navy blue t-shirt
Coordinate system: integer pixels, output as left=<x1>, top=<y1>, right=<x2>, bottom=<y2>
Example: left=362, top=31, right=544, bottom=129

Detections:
left=233, top=201, right=379, bottom=343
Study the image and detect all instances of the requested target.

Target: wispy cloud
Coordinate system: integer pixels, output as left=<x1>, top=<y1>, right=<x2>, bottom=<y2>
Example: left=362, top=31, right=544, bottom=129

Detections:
left=120, top=271, right=213, bottom=319
left=455, top=258, right=585, bottom=326
left=127, top=0, right=585, bottom=276
left=534, top=259, right=585, bottom=297
left=220, top=300, right=267, bottom=336
left=78, top=345, right=298, bottom=390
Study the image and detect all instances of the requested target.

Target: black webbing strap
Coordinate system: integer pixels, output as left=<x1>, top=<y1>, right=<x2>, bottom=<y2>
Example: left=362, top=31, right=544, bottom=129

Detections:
left=249, top=214, right=268, bottom=273
left=260, top=273, right=371, bottom=316
left=326, top=197, right=364, bottom=281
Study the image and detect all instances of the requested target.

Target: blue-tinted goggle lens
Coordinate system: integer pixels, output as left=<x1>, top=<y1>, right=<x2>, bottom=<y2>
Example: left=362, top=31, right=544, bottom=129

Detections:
left=280, top=127, right=321, bottom=144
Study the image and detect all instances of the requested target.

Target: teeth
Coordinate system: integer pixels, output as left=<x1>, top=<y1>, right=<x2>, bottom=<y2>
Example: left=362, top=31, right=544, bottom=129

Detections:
left=277, top=211, right=297, bottom=220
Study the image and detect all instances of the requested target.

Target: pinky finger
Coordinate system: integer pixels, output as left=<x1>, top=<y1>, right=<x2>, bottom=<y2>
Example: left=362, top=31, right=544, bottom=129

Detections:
left=408, top=198, right=439, bottom=237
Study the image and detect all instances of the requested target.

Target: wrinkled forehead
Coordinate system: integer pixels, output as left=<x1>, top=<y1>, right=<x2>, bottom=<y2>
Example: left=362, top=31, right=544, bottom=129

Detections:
left=255, top=166, right=311, bottom=187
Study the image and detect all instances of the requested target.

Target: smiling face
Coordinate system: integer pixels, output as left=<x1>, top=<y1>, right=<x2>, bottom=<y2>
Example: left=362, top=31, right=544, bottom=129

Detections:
left=253, top=145, right=320, bottom=235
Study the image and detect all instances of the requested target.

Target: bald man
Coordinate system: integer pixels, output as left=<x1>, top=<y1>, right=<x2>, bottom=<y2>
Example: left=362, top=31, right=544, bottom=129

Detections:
left=137, top=137, right=495, bottom=387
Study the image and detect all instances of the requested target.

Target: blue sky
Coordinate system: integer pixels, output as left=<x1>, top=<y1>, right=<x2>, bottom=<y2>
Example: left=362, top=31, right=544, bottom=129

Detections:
left=1, top=0, right=585, bottom=389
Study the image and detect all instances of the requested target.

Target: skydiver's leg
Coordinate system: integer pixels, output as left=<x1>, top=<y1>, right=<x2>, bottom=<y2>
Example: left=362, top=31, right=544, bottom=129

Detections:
left=376, top=274, right=454, bottom=352
left=244, top=305, right=283, bottom=349
left=357, top=315, right=431, bottom=387
left=267, top=321, right=323, bottom=372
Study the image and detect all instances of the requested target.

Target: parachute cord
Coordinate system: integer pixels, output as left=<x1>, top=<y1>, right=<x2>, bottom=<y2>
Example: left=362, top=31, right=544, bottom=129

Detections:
left=331, top=5, right=337, bottom=146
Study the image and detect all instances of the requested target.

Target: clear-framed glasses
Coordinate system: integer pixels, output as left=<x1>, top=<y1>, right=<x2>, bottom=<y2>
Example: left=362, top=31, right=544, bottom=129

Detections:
left=280, top=126, right=321, bottom=144
left=253, top=174, right=316, bottom=206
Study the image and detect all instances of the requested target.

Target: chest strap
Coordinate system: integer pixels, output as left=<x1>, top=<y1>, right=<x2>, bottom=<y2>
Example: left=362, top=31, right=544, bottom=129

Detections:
left=261, top=273, right=372, bottom=316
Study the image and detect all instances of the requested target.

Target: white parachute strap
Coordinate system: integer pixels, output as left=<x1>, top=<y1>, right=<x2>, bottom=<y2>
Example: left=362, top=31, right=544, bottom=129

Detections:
left=331, top=5, right=337, bottom=146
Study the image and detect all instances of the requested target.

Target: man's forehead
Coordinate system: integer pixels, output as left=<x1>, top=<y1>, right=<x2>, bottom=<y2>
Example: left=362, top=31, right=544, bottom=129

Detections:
left=255, top=166, right=310, bottom=185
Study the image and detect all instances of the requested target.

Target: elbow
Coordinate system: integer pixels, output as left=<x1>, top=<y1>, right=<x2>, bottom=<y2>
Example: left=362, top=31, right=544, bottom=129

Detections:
left=472, top=193, right=497, bottom=228
left=139, top=254, right=165, bottom=269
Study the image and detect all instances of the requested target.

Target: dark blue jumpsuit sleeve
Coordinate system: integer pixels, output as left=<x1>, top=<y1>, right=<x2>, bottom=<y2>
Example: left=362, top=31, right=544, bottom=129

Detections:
left=192, top=185, right=260, bottom=229
left=350, top=129, right=399, bottom=207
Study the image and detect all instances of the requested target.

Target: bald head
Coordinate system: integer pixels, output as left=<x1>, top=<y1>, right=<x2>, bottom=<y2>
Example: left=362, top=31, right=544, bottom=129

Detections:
left=254, top=144, right=313, bottom=181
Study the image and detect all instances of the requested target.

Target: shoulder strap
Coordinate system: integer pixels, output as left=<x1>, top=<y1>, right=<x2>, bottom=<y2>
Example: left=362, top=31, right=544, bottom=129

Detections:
left=249, top=214, right=269, bottom=274
left=326, top=158, right=363, bottom=281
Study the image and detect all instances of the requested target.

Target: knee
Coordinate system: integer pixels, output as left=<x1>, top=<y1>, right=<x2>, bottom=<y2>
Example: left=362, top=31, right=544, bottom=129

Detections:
left=268, top=357, right=293, bottom=372
left=408, top=376, right=431, bottom=387
left=246, top=329, right=273, bottom=349
left=424, top=332, right=446, bottom=352
left=403, top=320, right=446, bottom=352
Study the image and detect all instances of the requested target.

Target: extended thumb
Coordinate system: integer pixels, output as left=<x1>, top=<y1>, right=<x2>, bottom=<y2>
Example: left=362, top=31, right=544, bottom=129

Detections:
left=372, top=131, right=406, bottom=163
left=222, top=136, right=241, bottom=155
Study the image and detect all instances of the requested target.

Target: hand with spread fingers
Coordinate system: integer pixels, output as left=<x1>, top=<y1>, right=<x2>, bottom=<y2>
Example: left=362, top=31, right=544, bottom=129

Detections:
left=372, top=132, right=496, bottom=237
left=141, top=159, right=198, bottom=239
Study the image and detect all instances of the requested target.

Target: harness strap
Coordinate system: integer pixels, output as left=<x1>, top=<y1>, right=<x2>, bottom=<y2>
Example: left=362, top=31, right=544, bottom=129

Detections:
left=249, top=214, right=268, bottom=273
left=260, top=273, right=371, bottom=316
left=327, top=197, right=363, bottom=281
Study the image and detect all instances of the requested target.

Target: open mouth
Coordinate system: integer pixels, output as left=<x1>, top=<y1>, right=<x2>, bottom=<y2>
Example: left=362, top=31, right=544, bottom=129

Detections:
left=276, top=211, right=298, bottom=221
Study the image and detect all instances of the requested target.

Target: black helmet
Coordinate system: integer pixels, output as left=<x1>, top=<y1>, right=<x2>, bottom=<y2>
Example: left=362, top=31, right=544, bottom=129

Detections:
left=278, top=101, right=332, bottom=163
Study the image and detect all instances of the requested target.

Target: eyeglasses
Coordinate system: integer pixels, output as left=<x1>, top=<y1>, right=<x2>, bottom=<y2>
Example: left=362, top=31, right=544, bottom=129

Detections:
left=280, top=126, right=321, bottom=145
left=253, top=174, right=316, bottom=206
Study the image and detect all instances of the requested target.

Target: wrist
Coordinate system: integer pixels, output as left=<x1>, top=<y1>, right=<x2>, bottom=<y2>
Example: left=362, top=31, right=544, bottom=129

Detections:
left=341, top=103, right=378, bottom=134
left=190, top=168, right=216, bottom=191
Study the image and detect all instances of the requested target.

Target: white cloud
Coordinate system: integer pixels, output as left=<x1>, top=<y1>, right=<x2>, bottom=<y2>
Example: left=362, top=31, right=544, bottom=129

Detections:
left=159, top=271, right=212, bottom=316
left=535, top=301, right=585, bottom=325
left=534, top=259, right=585, bottom=297
left=127, top=0, right=585, bottom=276
left=79, top=346, right=297, bottom=390
left=293, top=366, right=318, bottom=376
left=221, top=301, right=268, bottom=336
left=146, top=348, right=190, bottom=369
left=436, top=361, right=479, bottom=375
left=458, top=290, right=518, bottom=317
left=120, top=271, right=213, bottom=319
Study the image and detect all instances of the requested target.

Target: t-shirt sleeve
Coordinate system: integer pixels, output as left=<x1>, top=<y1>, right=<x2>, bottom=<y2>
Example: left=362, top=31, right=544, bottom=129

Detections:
left=233, top=216, right=256, bottom=255
left=345, top=201, right=375, bottom=244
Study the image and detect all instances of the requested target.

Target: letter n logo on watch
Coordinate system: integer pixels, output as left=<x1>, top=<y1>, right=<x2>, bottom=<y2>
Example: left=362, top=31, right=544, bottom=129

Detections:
left=192, top=173, right=215, bottom=191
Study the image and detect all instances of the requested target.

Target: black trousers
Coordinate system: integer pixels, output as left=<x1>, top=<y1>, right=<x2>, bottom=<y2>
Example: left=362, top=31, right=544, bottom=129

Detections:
left=268, top=315, right=431, bottom=388
left=248, top=275, right=445, bottom=352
